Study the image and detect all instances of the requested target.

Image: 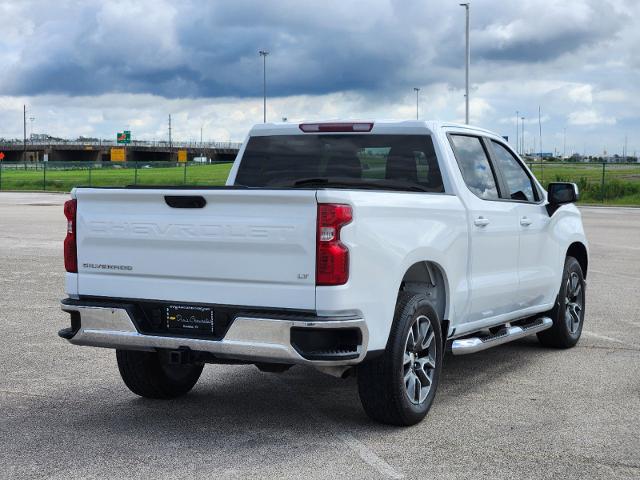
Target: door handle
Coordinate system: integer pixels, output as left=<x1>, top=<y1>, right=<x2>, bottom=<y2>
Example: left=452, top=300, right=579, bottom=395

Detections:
left=474, top=216, right=490, bottom=227
left=520, top=216, right=532, bottom=226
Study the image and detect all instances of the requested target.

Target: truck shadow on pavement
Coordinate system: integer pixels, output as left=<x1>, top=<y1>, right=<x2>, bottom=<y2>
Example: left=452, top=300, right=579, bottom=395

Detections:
left=61, top=336, right=556, bottom=440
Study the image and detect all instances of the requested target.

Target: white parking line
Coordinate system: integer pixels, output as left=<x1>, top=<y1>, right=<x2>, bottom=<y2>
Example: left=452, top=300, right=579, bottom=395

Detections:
left=269, top=375, right=404, bottom=479
left=589, top=242, right=640, bottom=251
left=583, top=331, right=640, bottom=349
left=590, top=269, right=640, bottom=281
left=336, top=432, right=405, bottom=479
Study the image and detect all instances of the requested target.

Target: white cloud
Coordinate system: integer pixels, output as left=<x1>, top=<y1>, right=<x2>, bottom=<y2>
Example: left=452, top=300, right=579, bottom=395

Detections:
left=568, top=84, right=593, bottom=104
left=0, top=0, right=639, bottom=156
left=568, top=109, right=616, bottom=126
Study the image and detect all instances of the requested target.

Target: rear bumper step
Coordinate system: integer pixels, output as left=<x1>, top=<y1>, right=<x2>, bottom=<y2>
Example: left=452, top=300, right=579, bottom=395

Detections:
left=451, top=317, right=553, bottom=355
left=60, top=301, right=368, bottom=367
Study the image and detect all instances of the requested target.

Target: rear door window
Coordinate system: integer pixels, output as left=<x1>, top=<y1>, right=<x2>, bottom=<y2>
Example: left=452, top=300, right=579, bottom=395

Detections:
left=449, top=135, right=500, bottom=200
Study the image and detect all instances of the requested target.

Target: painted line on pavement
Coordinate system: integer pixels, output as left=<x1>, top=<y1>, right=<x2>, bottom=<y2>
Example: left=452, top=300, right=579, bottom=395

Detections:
left=336, top=432, right=405, bottom=479
left=583, top=331, right=640, bottom=349
left=269, top=375, right=404, bottom=479
left=590, top=269, right=640, bottom=281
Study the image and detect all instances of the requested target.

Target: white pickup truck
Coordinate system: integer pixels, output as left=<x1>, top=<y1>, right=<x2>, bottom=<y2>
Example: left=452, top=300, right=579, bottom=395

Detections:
left=59, top=120, right=588, bottom=426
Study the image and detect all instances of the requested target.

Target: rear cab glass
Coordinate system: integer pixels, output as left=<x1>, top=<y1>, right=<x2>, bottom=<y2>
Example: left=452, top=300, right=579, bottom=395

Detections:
left=234, top=134, right=445, bottom=193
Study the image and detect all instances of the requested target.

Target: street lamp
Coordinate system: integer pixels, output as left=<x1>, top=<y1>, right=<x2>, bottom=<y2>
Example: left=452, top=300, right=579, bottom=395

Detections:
left=413, top=87, right=420, bottom=120
left=29, top=116, right=35, bottom=143
left=259, top=50, right=269, bottom=123
left=460, top=3, right=470, bottom=124
left=515, top=111, right=519, bottom=154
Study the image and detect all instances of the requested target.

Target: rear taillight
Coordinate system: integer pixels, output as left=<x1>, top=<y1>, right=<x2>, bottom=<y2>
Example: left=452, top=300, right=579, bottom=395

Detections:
left=316, top=204, right=352, bottom=286
left=64, top=199, right=77, bottom=273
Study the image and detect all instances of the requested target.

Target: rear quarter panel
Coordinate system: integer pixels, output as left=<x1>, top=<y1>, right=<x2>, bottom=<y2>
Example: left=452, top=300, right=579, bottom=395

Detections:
left=315, top=190, right=469, bottom=351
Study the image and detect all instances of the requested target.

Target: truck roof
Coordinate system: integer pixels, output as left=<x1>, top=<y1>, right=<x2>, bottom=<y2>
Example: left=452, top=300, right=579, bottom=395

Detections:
left=248, top=120, right=497, bottom=137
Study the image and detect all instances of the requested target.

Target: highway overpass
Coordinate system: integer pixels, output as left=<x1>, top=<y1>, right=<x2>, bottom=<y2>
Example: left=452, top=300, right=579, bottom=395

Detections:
left=0, top=140, right=241, bottom=163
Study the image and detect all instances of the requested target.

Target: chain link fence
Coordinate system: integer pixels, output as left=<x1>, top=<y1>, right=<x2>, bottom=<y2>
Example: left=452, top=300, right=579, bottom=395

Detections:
left=1, top=160, right=639, bottom=205
left=0, top=161, right=234, bottom=192
left=526, top=162, right=640, bottom=205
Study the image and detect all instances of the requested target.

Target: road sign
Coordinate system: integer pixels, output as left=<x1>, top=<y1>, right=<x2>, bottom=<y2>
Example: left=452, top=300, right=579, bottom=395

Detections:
left=178, top=150, right=187, bottom=163
left=117, top=131, right=131, bottom=144
left=0, top=152, right=4, bottom=161
left=111, top=147, right=126, bottom=162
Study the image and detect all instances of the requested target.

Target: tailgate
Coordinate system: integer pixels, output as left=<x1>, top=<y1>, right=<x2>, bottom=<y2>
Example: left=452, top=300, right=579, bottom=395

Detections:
left=75, top=188, right=318, bottom=310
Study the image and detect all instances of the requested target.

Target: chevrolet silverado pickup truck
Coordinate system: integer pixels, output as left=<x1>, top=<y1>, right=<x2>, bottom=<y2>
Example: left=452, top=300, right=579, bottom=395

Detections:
left=59, top=120, right=588, bottom=426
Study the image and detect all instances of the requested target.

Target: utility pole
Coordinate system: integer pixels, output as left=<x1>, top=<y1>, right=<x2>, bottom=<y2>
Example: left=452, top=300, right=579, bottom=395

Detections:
left=624, top=135, right=628, bottom=162
left=515, top=111, right=519, bottom=154
left=413, top=87, right=420, bottom=120
left=563, top=128, right=567, bottom=159
left=538, top=106, right=542, bottom=159
left=259, top=50, right=269, bottom=123
left=168, top=114, right=172, bottom=162
left=521, top=117, right=525, bottom=155
left=23, top=105, right=27, bottom=162
left=460, top=3, right=470, bottom=124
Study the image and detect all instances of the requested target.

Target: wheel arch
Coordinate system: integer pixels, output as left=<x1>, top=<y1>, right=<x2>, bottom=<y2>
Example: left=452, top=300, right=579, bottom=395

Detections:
left=398, top=261, right=450, bottom=335
left=567, top=242, right=588, bottom=278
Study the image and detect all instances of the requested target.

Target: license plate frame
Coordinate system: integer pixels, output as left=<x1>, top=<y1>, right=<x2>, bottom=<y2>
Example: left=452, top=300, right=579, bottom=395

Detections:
left=165, top=304, right=215, bottom=334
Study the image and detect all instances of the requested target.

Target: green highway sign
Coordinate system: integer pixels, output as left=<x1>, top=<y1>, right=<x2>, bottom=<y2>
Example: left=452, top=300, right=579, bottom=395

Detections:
left=117, top=130, right=131, bottom=144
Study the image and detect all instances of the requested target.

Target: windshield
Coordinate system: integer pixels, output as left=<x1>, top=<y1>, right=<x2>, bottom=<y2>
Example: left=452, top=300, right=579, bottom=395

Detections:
left=234, top=134, right=444, bottom=193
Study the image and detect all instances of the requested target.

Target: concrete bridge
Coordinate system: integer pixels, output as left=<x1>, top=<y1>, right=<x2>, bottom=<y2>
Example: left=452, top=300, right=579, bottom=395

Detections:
left=0, top=140, right=241, bottom=163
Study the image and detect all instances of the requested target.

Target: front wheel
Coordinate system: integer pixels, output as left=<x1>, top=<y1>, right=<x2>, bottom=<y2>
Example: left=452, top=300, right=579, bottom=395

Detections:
left=357, top=292, right=443, bottom=426
left=116, top=349, right=204, bottom=399
left=537, top=256, right=586, bottom=348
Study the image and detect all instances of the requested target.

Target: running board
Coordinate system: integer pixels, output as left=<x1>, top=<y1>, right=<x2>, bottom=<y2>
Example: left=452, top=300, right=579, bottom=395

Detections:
left=451, top=317, right=553, bottom=355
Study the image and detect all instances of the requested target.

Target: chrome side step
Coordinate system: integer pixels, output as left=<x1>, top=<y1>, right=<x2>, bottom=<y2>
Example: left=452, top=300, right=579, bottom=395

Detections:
left=451, top=317, right=553, bottom=355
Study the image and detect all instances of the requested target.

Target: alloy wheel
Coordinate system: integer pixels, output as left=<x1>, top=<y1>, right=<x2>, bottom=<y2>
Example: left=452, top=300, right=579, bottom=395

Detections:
left=565, top=271, right=584, bottom=334
left=403, top=315, right=437, bottom=404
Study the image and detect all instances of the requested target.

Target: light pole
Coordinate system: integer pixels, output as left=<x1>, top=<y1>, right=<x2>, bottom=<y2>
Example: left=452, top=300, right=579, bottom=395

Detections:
left=413, top=87, right=420, bottom=120
left=460, top=3, right=470, bottom=124
left=259, top=50, right=269, bottom=123
left=29, top=116, right=35, bottom=143
left=563, top=127, right=566, bottom=159
left=515, top=110, right=519, bottom=154
left=521, top=117, right=525, bottom=155
left=23, top=105, right=27, bottom=162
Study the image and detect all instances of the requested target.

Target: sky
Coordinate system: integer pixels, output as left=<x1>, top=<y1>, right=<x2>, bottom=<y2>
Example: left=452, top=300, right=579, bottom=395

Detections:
left=0, top=0, right=638, bottom=156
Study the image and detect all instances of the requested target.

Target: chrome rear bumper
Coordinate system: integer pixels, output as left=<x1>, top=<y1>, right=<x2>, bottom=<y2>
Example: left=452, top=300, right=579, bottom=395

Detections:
left=60, top=302, right=368, bottom=367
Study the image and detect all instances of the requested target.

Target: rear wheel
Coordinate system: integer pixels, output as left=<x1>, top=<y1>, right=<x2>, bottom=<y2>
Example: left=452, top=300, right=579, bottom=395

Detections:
left=537, top=256, right=586, bottom=348
left=357, top=292, right=443, bottom=426
left=116, top=349, right=203, bottom=399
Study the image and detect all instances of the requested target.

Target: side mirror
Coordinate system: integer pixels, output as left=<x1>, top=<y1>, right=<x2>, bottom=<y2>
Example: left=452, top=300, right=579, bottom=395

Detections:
left=546, top=182, right=579, bottom=216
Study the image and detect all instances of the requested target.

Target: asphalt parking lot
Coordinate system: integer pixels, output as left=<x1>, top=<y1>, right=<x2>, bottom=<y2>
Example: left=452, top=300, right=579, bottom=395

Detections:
left=1, top=192, right=639, bottom=479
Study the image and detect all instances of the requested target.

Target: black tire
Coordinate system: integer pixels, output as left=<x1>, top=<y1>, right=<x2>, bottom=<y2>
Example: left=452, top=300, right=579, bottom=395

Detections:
left=537, top=256, right=586, bottom=348
left=357, top=292, right=443, bottom=426
left=116, top=349, right=203, bottom=399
